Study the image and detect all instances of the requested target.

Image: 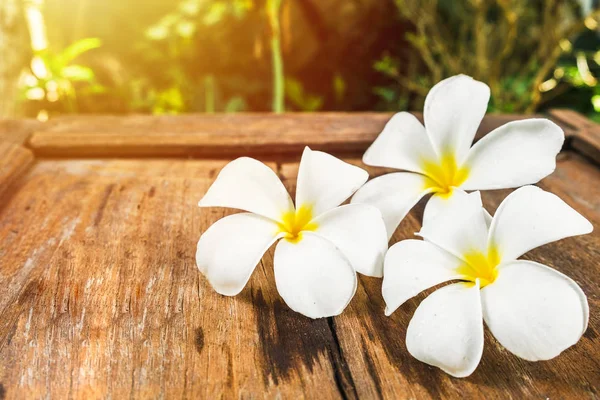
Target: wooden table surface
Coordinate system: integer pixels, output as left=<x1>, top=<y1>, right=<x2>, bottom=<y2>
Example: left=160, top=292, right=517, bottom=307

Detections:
left=0, top=111, right=598, bottom=399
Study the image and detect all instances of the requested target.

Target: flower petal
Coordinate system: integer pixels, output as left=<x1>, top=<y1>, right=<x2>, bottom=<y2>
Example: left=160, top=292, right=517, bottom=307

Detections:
left=351, top=172, right=433, bottom=239
left=423, top=189, right=493, bottom=228
left=296, top=147, right=369, bottom=217
left=481, top=260, right=588, bottom=361
left=461, top=119, right=564, bottom=190
left=274, top=233, right=357, bottom=318
left=418, top=191, right=489, bottom=260
left=424, top=75, right=490, bottom=163
left=382, top=239, right=463, bottom=316
left=406, top=281, right=484, bottom=378
left=196, top=213, right=281, bottom=296
left=488, top=186, right=593, bottom=262
left=362, top=112, right=437, bottom=173
left=312, top=204, right=388, bottom=277
left=199, top=157, right=293, bottom=221
left=422, top=188, right=471, bottom=225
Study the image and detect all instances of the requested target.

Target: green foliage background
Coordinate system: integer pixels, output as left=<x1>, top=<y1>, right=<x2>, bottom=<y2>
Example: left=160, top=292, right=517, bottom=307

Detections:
left=13, top=0, right=600, bottom=120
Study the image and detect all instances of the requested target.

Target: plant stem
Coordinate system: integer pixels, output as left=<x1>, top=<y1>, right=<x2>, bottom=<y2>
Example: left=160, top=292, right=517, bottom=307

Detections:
left=267, top=0, right=284, bottom=113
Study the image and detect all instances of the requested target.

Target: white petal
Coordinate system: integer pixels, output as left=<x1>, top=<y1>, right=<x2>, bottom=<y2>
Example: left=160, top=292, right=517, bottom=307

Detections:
left=382, top=240, right=463, bottom=316
left=483, top=208, right=492, bottom=229
left=196, top=213, right=281, bottom=296
left=418, top=191, right=489, bottom=259
left=273, top=233, right=357, bottom=318
left=295, top=147, right=368, bottom=217
left=406, top=281, right=484, bottom=378
left=422, top=188, right=472, bottom=226
left=481, top=260, right=589, bottom=361
left=313, top=204, right=388, bottom=277
left=423, top=190, right=493, bottom=228
left=351, top=172, right=433, bottom=239
left=199, top=157, right=293, bottom=221
left=488, top=186, right=593, bottom=262
left=461, top=119, right=564, bottom=190
left=362, top=112, right=437, bottom=173
left=424, top=75, right=490, bottom=162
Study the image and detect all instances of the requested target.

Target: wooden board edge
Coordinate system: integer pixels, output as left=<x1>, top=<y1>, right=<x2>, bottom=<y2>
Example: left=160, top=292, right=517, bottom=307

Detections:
left=24, top=112, right=393, bottom=159
left=20, top=110, right=600, bottom=163
left=0, top=141, right=35, bottom=201
left=23, top=112, right=536, bottom=159
left=548, top=109, right=600, bottom=165
left=0, top=119, right=46, bottom=145
left=23, top=142, right=371, bottom=162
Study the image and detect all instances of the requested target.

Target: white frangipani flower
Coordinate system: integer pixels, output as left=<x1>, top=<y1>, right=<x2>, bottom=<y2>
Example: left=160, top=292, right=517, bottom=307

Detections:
left=383, top=186, right=592, bottom=378
left=196, top=147, right=388, bottom=319
left=351, top=74, right=565, bottom=238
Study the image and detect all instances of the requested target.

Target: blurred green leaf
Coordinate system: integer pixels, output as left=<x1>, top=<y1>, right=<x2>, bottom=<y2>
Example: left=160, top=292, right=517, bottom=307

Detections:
left=373, top=55, right=398, bottom=76
left=146, top=25, right=170, bottom=41
left=285, top=78, right=303, bottom=104
left=176, top=21, right=196, bottom=38
left=304, top=97, right=323, bottom=112
left=592, top=94, right=600, bottom=111
left=203, top=2, right=228, bottom=25
left=179, top=0, right=201, bottom=16
left=59, top=38, right=102, bottom=65
left=284, top=77, right=323, bottom=111
left=225, top=96, right=247, bottom=112
left=152, top=87, right=185, bottom=114
left=160, top=14, right=180, bottom=28
left=62, top=65, right=95, bottom=81
left=333, top=73, right=346, bottom=102
left=373, top=87, right=395, bottom=102
left=232, top=0, right=253, bottom=18
left=20, top=37, right=103, bottom=113
left=85, top=84, right=107, bottom=94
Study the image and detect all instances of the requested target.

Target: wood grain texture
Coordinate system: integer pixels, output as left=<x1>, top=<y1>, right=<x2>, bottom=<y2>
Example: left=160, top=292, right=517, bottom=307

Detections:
left=0, top=112, right=598, bottom=399
left=0, top=159, right=350, bottom=399
left=279, top=153, right=600, bottom=399
left=0, top=119, right=45, bottom=145
left=549, top=109, right=600, bottom=165
left=0, top=141, right=34, bottom=199
left=26, top=113, right=536, bottom=159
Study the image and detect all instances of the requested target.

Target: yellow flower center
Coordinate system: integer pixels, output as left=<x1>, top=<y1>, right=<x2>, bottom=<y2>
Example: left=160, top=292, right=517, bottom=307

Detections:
left=456, top=246, right=501, bottom=288
left=421, top=150, right=469, bottom=198
left=277, top=204, right=318, bottom=243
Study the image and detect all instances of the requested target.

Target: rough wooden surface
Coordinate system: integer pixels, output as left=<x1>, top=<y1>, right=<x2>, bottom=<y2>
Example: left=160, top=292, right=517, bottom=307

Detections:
left=0, top=141, right=34, bottom=199
left=25, top=113, right=536, bottom=159
left=0, top=112, right=598, bottom=399
left=550, top=109, right=600, bottom=165
left=282, top=153, right=600, bottom=399
left=0, top=119, right=44, bottom=145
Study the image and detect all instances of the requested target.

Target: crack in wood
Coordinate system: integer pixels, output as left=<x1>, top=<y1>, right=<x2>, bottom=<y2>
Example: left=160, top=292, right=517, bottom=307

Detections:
left=93, top=184, right=115, bottom=227
left=0, top=114, right=597, bottom=398
left=326, top=317, right=359, bottom=400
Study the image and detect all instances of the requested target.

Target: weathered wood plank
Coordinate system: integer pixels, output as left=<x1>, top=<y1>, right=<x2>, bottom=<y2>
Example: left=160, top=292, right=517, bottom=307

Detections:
left=549, top=109, right=600, bottom=165
left=0, top=119, right=45, bottom=145
left=0, top=141, right=34, bottom=200
left=26, top=113, right=536, bottom=159
left=0, top=159, right=346, bottom=399
left=0, top=112, right=598, bottom=399
left=277, top=152, right=600, bottom=399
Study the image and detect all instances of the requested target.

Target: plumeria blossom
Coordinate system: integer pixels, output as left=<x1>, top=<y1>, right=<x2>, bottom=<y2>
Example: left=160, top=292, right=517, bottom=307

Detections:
left=352, top=74, right=565, bottom=238
left=196, top=147, right=388, bottom=319
left=383, top=186, right=592, bottom=378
